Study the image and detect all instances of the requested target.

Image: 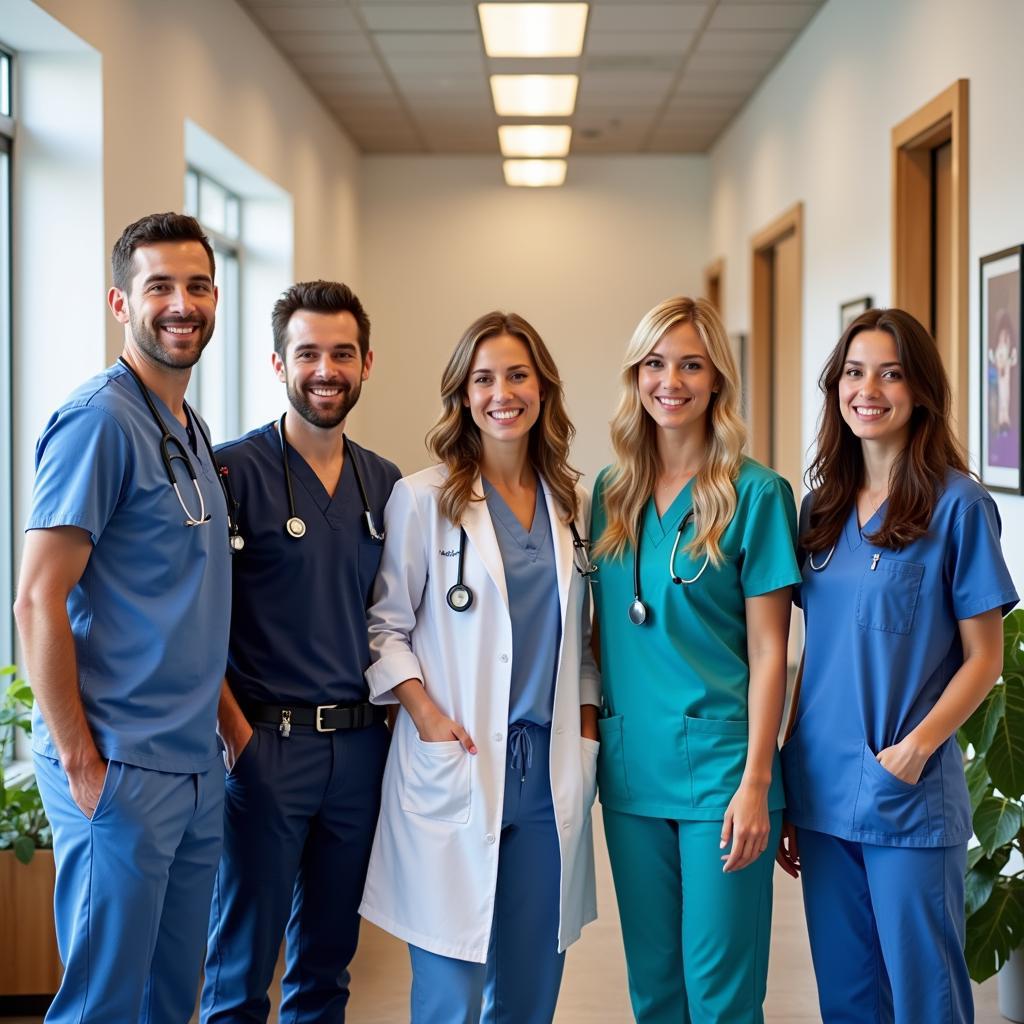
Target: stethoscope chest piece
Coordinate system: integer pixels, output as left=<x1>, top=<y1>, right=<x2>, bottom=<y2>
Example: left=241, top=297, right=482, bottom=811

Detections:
left=447, top=583, right=473, bottom=612
left=229, top=533, right=246, bottom=552
left=628, top=599, right=648, bottom=626
left=285, top=516, right=307, bottom=539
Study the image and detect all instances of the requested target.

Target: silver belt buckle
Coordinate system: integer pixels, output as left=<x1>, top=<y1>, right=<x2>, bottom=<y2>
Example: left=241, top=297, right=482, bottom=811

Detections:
left=315, top=704, right=338, bottom=733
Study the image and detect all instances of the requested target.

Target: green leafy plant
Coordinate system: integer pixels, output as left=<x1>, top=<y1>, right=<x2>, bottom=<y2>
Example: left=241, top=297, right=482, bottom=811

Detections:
left=0, top=665, right=51, bottom=864
left=960, top=608, right=1024, bottom=982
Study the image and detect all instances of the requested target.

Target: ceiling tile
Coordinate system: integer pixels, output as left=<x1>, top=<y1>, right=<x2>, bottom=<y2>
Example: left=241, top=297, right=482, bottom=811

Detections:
left=685, top=50, right=779, bottom=75
left=373, top=32, right=480, bottom=55
left=360, top=4, right=477, bottom=31
left=696, top=29, right=797, bottom=53
left=707, top=3, right=820, bottom=31
left=251, top=6, right=360, bottom=32
left=384, top=53, right=485, bottom=74
left=276, top=32, right=375, bottom=56
left=585, top=32, right=694, bottom=56
left=293, top=54, right=384, bottom=75
left=588, top=4, right=707, bottom=32
left=579, top=69, right=675, bottom=94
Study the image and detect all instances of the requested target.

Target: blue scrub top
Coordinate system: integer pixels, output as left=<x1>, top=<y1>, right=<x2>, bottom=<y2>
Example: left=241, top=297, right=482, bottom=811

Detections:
left=27, top=364, right=232, bottom=773
left=591, top=458, right=801, bottom=820
left=783, top=472, right=1019, bottom=847
left=216, top=422, right=400, bottom=707
left=483, top=480, right=560, bottom=726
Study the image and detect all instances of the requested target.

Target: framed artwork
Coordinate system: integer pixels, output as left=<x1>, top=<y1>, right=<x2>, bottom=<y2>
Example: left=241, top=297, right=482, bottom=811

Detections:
left=980, top=246, right=1023, bottom=493
left=730, top=332, right=749, bottom=420
left=839, top=295, right=872, bottom=332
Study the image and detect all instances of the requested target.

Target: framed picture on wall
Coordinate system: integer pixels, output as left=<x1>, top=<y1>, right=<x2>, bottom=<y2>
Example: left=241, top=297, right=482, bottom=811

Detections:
left=730, top=332, right=749, bottom=420
left=980, top=246, right=1023, bottom=493
left=839, top=295, right=872, bottom=332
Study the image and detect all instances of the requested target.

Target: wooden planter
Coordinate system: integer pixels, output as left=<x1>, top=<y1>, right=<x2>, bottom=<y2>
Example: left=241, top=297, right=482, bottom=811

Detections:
left=0, top=849, right=62, bottom=995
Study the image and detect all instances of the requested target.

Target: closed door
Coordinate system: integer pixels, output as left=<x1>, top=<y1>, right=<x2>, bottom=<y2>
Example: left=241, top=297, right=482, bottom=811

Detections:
left=772, top=230, right=802, bottom=498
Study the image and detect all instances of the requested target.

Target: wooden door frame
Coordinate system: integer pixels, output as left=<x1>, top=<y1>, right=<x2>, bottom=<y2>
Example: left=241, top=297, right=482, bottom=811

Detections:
left=891, top=79, right=969, bottom=442
left=750, top=202, right=804, bottom=466
left=703, top=257, right=725, bottom=314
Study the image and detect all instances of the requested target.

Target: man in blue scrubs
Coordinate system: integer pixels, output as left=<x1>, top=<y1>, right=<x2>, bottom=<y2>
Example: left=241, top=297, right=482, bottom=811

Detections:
left=14, top=213, right=231, bottom=1023
left=201, top=281, right=400, bottom=1023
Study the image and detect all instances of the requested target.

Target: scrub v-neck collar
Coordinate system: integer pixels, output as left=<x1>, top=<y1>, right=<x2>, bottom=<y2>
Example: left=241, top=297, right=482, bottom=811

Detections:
left=644, top=477, right=695, bottom=548
left=844, top=499, right=888, bottom=552
left=275, top=427, right=354, bottom=521
left=483, top=479, right=547, bottom=561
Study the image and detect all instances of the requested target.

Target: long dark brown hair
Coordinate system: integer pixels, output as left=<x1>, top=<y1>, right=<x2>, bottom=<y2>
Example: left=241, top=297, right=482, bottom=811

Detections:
left=802, top=308, right=969, bottom=553
left=425, top=311, right=580, bottom=527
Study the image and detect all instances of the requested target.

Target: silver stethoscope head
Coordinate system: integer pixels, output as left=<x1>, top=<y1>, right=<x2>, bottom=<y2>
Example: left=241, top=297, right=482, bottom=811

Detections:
left=628, top=599, right=647, bottom=626
left=229, top=532, right=246, bottom=552
left=285, top=515, right=307, bottom=539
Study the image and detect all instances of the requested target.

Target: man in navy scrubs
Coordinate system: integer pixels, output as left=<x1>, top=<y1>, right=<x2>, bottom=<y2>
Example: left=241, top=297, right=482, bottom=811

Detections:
left=14, top=213, right=231, bottom=1023
left=200, top=281, right=400, bottom=1023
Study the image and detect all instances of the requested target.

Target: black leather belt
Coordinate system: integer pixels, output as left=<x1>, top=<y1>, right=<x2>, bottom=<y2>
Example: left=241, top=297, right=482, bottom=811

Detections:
left=243, top=699, right=384, bottom=734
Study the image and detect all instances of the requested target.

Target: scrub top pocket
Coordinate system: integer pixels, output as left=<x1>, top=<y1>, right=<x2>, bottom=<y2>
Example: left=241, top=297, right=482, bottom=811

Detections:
left=855, top=557, right=925, bottom=635
left=357, top=539, right=386, bottom=604
left=853, top=743, right=938, bottom=839
left=597, top=714, right=631, bottom=804
left=401, top=736, right=472, bottom=824
left=683, top=715, right=749, bottom=808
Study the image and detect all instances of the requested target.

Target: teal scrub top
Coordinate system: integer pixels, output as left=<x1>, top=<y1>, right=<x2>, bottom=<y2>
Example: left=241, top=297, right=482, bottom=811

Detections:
left=590, top=458, right=801, bottom=820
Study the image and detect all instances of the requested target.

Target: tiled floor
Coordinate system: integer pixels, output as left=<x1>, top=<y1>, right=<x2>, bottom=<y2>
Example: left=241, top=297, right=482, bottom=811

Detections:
left=6, top=807, right=1007, bottom=1022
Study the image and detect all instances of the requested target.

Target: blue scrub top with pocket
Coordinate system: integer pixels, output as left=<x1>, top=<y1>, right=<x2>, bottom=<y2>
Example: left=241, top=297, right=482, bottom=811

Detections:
left=783, top=472, right=1019, bottom=848
left=216, top=422, right=400, bottom=706
left=590, top=458, right=801, bottom=821
left=27, top=364, right=232, bottom=773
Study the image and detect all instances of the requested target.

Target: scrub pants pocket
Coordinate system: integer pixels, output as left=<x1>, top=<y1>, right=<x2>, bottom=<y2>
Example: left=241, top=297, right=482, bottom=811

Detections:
left=401, top=736, right=472, bottom=823
left=683, top=716, right=748, bottom=808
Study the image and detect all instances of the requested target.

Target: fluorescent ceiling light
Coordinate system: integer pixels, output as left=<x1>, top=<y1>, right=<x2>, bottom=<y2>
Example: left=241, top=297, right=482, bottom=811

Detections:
left=490, top=75, right=578, bottom=117
left=499, top=125, right=572, bottom=158
left=479, top=3, right=588, bottom=58
left=503, top=159, right=568, bottom=188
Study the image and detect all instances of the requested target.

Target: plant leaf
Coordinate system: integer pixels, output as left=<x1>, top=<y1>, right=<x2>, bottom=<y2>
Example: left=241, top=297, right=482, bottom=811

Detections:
left=961, top=684, right=1005, bottom=756
left=13, top=835, right=35, bottom=865
left=965, top=757, right=992, bottom=813
left=974, top=796, right=1023, bottom=856
left=1004, top=609, right=1024, bottom=674
left=965, top=846, right=1012, bottom=915
left=986, top=672, right=1024, bottom=801
left=966, top=879, right=1024, bottom=982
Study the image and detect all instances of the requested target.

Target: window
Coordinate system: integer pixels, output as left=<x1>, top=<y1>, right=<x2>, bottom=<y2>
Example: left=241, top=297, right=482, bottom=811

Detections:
left=184, top=167, right=242, bottom=444
left=1, top=46, right=14, bottom=667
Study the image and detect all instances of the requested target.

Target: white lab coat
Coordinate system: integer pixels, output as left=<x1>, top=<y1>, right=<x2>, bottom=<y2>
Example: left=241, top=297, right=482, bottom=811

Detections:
left=359, top=464, right=601, bottom=963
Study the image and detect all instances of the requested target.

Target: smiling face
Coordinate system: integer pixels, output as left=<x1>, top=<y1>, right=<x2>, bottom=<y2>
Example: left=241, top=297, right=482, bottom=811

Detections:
left=462, top=333, right=543, bottom=451
left=838, top=328, right=914, bottom=447
left=274, top=309, right=372, bottom=429
left=636, top=320, right=719, bottom=437
left=115, top=241, right=217, bottom=370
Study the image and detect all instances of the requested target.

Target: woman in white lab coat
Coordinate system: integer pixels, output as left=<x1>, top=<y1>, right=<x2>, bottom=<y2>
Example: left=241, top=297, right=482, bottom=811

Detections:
left=359, top=311, right=601, bottom=1024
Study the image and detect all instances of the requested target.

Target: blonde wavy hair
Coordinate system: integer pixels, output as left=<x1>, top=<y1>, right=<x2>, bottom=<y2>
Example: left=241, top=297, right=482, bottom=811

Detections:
left=593, top=296, right=746, bottom=565
left=425, top=311, right=581, bottom=527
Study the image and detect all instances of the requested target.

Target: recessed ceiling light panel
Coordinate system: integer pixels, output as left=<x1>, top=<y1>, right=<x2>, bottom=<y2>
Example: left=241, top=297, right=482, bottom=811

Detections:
left=490, top=75, right=578, bottom=117
left=498, top=125, right=572, bottom=158
left=479, top=3, right=588, bottom=58
left=503, top=159, right=568, bottom=188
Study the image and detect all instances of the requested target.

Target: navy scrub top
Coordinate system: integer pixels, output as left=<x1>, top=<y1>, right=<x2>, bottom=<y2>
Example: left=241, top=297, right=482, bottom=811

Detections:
left=483, top=480, right=561, bottom=726
left=28, top=364, right=232, bottom=773
left=782, top=472, right=1019, bottom=848
left=217, top=422, right=400, bottom=707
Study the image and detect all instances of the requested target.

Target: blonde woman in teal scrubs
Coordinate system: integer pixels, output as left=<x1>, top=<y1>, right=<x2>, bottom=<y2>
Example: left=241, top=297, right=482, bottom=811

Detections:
left=590, top=297, right=801, bottom=1023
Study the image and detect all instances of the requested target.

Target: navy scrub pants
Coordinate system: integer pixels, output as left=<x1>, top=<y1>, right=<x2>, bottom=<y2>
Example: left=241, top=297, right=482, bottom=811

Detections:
left=200, top=719, right=389, bottom=1023
left=798, top=828, right=973, bottom=1024
left=34, top=753, right=224, bottom=1024
left=408, top=722, right=566, bottom=1024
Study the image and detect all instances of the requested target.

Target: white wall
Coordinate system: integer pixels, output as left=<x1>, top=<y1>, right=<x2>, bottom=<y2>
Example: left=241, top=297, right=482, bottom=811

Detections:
left=357, top=155, right=710, bottom=482
left=708, top=0, right=1024, bottom=589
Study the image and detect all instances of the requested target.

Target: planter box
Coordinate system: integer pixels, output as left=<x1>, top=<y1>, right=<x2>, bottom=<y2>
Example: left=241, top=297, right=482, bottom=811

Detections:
left=0, top=849, right=62, bottom=995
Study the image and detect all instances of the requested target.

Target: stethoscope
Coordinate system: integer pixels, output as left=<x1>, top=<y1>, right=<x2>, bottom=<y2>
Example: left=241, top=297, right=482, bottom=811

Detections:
left=277, top=412, right=384, bottom=544
left=807, top=545, right=835, bottom=572
left=628, top=508, right=710, bottom=626
left=446, top=519, right=597, bottom=613
left=118, top=357, right=237, bottom=543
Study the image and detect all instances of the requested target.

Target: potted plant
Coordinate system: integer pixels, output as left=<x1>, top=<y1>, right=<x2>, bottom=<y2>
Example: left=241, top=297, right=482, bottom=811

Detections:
left=0, top=664, right=60, bottom=998
left=959, top=608, right=1024, bottom=1018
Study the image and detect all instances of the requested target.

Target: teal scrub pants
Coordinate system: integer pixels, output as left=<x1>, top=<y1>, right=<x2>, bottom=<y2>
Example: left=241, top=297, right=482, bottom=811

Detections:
left=603, top=808, right=782, bottom=1024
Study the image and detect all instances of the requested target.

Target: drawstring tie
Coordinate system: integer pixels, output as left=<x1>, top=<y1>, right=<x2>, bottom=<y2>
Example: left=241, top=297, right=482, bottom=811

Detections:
left=508, top=723, right=534, bottom=783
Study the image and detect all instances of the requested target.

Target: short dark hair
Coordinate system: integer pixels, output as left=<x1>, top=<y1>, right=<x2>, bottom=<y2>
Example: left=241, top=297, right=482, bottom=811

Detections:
left=111, top=213, right=215, bottom=292
left=272, top=280, right=371, bottom=359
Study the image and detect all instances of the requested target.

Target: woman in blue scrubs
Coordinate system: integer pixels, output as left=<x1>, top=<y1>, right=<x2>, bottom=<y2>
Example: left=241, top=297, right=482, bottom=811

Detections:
left=590, top=296, right=801, bottom=1023
left=360, top=312, right=601, bottom=1023
left=778, top=308, right=1018, bottom=1024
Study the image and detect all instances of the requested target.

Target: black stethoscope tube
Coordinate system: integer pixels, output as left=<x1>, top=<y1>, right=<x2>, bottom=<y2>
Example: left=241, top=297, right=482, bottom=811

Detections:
left=629, top=508, right=708, bottom=626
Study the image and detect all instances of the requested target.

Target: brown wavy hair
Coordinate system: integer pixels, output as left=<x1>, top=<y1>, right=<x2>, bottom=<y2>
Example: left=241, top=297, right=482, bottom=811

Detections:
left=802, top=307, right=969, bottom=554
left=425, top=311, right=581, bottom=526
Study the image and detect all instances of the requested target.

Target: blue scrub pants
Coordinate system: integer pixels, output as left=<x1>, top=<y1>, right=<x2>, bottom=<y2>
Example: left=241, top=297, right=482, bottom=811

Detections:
left=33, top=753, right=223, bottom=1024
left=603, top=807, right=782, bottom=1024
left=409, top=722, right=565, bottom=1024
left=797, top=828, right=973, bottom=1024
left=200, top=720, right=390, bottom=1023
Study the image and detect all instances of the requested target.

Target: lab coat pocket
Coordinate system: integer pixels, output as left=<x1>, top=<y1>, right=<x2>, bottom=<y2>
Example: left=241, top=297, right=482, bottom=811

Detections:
left=401, top=736, right=472, bottom=824
left=853, top=743, right=935, bottom=837
left=581, top=737, right=600, bottom=812
left=597, top=715, right=631, bottom=803
left=683, top=715, right=749, bottom=808
left=357, top=539, right=386, bottom=604
left=855, top=558, right=924, bottom=635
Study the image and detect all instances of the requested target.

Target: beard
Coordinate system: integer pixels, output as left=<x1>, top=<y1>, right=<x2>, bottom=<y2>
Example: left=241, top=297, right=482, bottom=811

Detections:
left=129, top=308, right=215, bottom=370
left=286, top=374, right=363, bottom=429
